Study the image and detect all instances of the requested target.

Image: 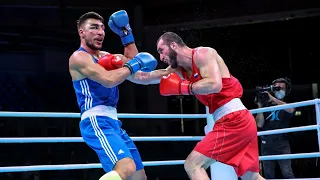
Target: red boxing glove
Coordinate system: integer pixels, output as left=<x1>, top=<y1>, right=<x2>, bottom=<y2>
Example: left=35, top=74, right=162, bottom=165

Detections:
left=160, top=73, right=193, bottom=96
left=98, top=54, right=123, bottom=70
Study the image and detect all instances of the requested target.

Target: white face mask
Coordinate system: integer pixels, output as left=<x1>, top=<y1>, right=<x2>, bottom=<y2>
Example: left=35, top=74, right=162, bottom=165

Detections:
left=275, top=90, right=286, bottom=99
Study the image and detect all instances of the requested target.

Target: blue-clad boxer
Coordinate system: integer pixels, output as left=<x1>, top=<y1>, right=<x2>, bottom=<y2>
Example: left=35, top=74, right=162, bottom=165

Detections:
left=69, top=11, right=156, bottom=180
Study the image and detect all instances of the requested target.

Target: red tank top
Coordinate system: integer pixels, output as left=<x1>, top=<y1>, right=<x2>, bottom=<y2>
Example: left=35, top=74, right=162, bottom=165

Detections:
left=182, top=49, right=243, bottom=114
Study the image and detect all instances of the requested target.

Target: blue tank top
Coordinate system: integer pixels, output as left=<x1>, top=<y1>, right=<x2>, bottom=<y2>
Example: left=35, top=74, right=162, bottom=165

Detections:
left=72, top=47, right=119, bottom=115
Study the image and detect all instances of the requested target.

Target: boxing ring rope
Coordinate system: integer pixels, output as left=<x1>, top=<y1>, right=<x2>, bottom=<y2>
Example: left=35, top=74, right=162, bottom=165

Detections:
left=0, top=99, right=320, bottom=174
left=0, top=112, right=207, bottom=118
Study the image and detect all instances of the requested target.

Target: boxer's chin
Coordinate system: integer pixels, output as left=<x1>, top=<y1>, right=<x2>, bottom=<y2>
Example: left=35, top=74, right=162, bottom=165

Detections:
left=87, top=43, right=101, bottom=50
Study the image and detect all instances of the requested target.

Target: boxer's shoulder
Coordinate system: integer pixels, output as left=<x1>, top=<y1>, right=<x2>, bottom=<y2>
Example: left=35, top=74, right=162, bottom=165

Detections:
left=69, top=51, right=92, bottom=80
left=194, top=47, right=217, bottom=57
left=71, top=50, right=92, bottom=58
left=69, top=51, right=93, bottom=69
left=193, top=47, right=218, bottom=66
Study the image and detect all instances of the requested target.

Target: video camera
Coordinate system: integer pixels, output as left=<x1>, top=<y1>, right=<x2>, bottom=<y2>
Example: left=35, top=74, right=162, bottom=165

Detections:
left=255, top=85, right=281, bottom=105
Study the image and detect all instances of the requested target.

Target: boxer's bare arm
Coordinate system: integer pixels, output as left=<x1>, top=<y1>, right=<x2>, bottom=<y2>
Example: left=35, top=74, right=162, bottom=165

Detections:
left=112, top=53, right=182, bottom=85
left=124, top=43, right=139, bottom=59
left=127, top=66, right=181, bottom=85
left=69, top=51, right=130, bottom=88
left=97, top=53, right=180, bottom=85
left=127, top=69, right=170, bottom=85
left=191, top=48, right=222, bottom=94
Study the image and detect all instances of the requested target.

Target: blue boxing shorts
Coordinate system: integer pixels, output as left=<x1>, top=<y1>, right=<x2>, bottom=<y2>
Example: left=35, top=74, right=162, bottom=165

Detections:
left=79, top=115, right=144, bottom=172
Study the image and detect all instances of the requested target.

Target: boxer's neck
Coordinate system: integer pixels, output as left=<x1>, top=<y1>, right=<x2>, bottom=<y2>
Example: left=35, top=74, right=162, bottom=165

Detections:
left=81, top=43, right=100, bottom=57
left=177, top=47, right=193, bottom=71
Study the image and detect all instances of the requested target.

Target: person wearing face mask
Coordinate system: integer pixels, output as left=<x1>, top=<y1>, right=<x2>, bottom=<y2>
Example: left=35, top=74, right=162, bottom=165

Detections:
left=255, top=77, right=295, bottom=179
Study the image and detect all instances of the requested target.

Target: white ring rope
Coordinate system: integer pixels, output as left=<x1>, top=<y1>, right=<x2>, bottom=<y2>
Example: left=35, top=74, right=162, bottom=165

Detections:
left=0, top=99, right=319, bottom=174
left=1, top=152, right=320, bottom=173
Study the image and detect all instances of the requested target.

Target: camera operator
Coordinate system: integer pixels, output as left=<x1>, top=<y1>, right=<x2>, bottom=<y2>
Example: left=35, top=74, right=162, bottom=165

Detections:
left=255, top=77, right=295, bottom=179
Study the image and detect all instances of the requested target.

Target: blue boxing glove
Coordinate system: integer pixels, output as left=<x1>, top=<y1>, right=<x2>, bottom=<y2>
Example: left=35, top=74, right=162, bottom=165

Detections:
left=124, top=53, right=158, bottom=74
left=108, top=10, right=134, bottom=46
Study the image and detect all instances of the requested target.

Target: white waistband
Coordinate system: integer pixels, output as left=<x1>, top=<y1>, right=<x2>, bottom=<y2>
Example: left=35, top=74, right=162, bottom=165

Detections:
left=212, top=98, right=247, bottom=122
left=81, top=105, right=118, bottom=120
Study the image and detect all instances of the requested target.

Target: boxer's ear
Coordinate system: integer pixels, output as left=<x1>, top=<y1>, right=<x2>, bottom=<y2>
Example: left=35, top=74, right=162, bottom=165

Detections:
left=170, top=42, right=177, bottom=50
left=78, top=28, right=84, bottom=37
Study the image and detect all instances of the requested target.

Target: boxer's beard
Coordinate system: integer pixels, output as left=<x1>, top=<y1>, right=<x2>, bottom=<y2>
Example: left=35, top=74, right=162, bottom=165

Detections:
left=86, top=40, right=100, bottom=50
left=168, top=47, right=178, bottom=69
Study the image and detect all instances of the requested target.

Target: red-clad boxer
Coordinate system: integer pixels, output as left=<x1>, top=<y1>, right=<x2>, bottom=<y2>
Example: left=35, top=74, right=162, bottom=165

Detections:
left=156, top=32, right=264, bottom=180
left=97, top=31, right=265, bottom=180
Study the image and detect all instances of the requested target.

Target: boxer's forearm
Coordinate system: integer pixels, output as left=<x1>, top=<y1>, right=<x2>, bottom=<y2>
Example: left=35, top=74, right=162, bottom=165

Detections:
left=124, top=43, right=138, bottom=59
left=127, top=69, right=170, bottom=85
left=191, top=78, right=222, bottom=94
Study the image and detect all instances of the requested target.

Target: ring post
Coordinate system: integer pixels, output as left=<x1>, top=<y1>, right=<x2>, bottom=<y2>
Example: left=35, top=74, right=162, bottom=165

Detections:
left=205, top=106, right=237, bottom=180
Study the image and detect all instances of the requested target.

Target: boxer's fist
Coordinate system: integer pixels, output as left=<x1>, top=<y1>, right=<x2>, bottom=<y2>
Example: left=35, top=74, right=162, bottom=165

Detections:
left=160, top=73, right=193, bottom=96
left=98, top=54, right=123, bottom=70
left=124, top=52, right=158, bottom=74
left=108, top=10, right=134, bottom=46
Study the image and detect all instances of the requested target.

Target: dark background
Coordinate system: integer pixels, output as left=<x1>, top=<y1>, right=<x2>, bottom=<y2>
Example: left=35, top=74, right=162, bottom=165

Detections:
left=0, top=0, right=320, bottom=179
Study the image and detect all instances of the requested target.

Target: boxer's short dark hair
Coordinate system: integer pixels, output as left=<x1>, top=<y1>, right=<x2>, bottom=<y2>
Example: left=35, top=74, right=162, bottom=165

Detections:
left=77, top=12, right=104, bottom=29
left=158, top=32, right=186, bottom=47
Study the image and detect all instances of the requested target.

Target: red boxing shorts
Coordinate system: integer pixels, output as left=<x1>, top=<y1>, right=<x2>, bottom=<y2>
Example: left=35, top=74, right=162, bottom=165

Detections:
left=194, top=109, right=260, bottom=177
